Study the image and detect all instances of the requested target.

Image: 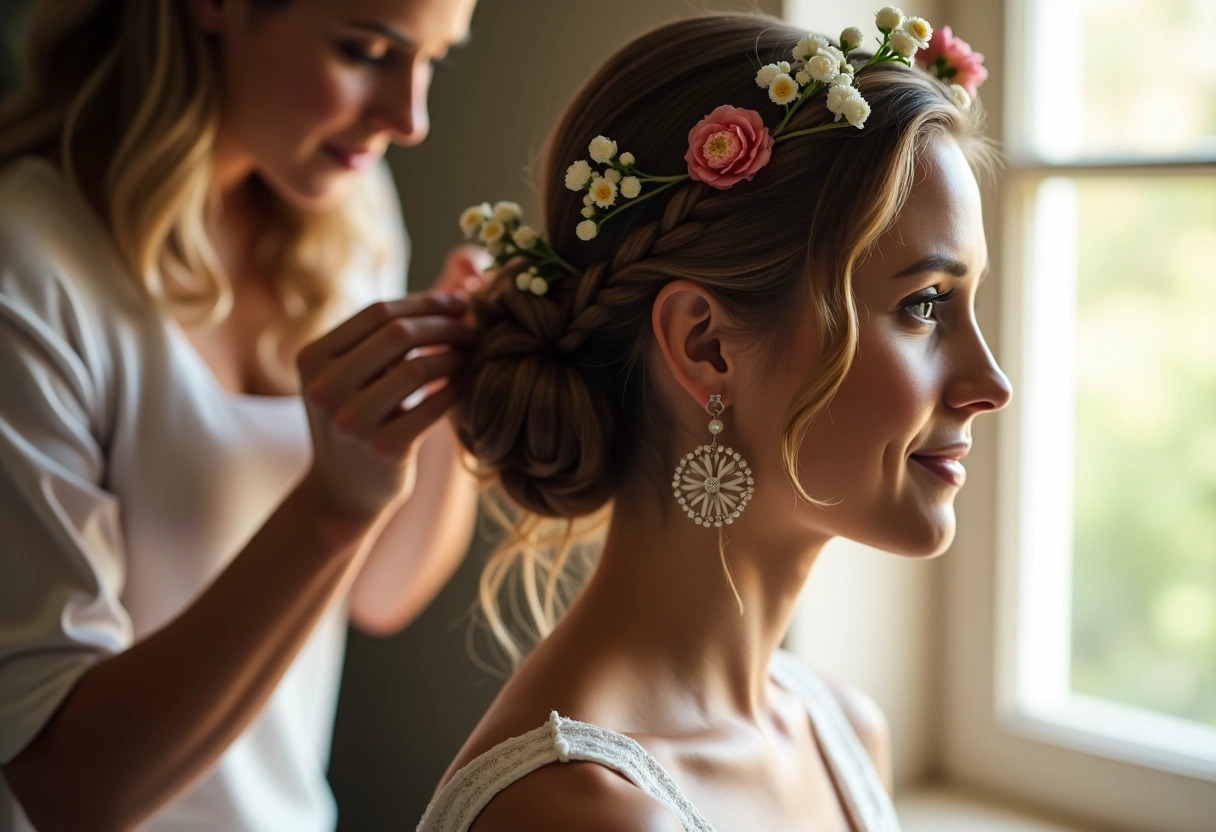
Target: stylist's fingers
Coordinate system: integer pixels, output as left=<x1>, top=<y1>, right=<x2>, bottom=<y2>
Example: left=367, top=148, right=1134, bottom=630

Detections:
left=435, top=245, right=493, bottom=296
left=305, top=316, right=476, bottom=409
left=334, top=350, right=464, bottom=434
left=296, top=292, right=466, bottom=379
left=370, top=382, right=461, bottom=457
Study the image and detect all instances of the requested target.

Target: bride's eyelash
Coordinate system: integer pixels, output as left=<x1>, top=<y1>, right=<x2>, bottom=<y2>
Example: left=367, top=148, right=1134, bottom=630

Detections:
left=901, top=287, right=957, bottom=321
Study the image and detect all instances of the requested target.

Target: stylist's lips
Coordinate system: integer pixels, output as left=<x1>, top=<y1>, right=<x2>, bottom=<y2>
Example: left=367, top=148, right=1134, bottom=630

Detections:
left=910, top=442, right=970, bottom=487
left=323, top=143, right=380, bottom=171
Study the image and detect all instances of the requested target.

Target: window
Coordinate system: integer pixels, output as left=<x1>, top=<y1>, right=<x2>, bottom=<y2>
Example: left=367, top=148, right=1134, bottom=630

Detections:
left=943, top=0, right=1216, bottom=828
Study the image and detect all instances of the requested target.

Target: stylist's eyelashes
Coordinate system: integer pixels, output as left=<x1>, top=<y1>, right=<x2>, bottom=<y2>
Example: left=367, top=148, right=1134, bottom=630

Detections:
left=336, top=40, right=391, bottom=66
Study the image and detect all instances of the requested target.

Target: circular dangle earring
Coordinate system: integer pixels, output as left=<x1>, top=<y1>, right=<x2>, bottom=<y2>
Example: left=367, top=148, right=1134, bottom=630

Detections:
left=671, top=394, right=755, bottom=527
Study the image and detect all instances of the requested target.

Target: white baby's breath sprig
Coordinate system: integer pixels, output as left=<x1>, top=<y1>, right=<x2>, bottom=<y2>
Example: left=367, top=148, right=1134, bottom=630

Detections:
left=565, top=160, right=592, bottom=190
left=947, top=83, right=972, bottom=109
left=457, top=202, right=579, bottom=296
left=755, top=63, right=781, bottom=88
left=793, top=34, right=829, bottom=63
left=875, top=6, right=904, bottom=32
left=588, top=135, right=617, bottom=164
left=576, top=219, right=598, bottom=241
left=887, top=29, right=918, bottom=59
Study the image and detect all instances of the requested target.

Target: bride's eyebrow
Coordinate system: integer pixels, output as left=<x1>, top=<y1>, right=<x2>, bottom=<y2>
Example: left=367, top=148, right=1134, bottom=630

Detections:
left=891, top=253, right=970, bottom=279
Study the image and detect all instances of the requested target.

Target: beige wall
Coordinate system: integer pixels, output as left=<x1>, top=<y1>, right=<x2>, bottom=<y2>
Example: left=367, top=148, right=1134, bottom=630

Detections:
left=329, top=1, right=955, bottom=827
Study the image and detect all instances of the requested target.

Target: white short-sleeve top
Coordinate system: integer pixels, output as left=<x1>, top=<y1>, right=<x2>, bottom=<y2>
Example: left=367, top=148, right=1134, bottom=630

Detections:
left=0, top=156, right=407, bottom=831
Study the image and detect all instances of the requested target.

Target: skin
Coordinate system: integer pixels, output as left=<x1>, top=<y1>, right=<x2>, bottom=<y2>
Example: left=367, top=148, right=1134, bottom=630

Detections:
left=2, top=1, right=483, bottom=828
left=441, top=135, right=1012, bottom=830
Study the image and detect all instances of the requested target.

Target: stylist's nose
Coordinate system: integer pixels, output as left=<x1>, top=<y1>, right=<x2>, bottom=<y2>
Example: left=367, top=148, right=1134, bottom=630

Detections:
left=369, top=60, right=431, bottom=146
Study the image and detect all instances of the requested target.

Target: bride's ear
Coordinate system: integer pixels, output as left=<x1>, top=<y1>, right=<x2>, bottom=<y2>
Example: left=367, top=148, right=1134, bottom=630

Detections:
left=651, top=280, right=735, bottom=407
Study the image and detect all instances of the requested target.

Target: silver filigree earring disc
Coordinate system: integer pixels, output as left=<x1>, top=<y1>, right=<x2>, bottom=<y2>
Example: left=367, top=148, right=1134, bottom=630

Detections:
left=672, top=394, right=755, bottom=527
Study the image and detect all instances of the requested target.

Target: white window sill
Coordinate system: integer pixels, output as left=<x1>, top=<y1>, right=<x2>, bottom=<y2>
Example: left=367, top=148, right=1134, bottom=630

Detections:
left=897, top=784, right=1091, bottom=832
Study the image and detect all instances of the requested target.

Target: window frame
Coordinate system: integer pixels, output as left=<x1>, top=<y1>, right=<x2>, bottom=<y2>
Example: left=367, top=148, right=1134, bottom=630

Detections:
left=939, top=0, right=1216, bottom=829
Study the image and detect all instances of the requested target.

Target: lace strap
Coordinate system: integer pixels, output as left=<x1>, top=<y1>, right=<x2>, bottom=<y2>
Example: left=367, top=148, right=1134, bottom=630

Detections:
left=416, top=711, right=714, bottom=832
left=769, top=650, right=903, bottom=832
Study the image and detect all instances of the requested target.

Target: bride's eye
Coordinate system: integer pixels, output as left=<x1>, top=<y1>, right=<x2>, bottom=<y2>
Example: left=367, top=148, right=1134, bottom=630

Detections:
left=902, top=288, right=956, bottom=322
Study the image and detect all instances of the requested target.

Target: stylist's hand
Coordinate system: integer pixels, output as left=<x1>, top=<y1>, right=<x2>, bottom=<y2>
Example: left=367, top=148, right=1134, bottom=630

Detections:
left=295, top=291, right=477, bottom=521
left=434, top=244, right=493, bottom=309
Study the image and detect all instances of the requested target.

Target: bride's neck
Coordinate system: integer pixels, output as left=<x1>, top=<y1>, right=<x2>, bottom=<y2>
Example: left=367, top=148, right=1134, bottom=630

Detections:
left=563, top=482, right=826, bottom=722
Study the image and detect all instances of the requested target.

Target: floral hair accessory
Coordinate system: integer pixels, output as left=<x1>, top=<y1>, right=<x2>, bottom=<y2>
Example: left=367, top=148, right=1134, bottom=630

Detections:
left=461, top=9, right=978, bottom=295
left=458, top=201, right=577, bottom=295
left=915, top=25, right=988, bottom=104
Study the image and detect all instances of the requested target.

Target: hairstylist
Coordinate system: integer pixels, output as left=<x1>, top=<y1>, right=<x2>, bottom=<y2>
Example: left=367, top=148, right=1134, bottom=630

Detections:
left=0, top=1, right=480, bottom=829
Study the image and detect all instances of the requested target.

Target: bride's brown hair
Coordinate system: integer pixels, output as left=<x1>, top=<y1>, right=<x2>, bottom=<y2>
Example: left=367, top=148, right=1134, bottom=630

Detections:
left=455, top=13, right=997, bottom=663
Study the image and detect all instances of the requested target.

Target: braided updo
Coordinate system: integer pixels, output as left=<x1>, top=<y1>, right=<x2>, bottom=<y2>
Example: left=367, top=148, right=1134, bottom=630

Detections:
left=455, top=13, right=995, bottom=661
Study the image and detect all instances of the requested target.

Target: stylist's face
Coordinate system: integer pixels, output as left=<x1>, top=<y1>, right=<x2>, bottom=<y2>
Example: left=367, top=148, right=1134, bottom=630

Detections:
left=197, top=0, right=476, bottom=208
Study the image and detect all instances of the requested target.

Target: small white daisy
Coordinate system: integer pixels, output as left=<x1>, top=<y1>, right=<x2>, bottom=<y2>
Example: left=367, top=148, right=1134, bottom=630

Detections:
left=768, top=73, right=800, bottom=105
left=529, top=277, right=548, bottom=296
left=840, top=26, right=864, bottom=51
left=588, top=135, right=617, bottom=164
left=902, top=17, right=932, bottom=48
left=479, top=219, right=505, bottom=243
left=492, top=201, right=521, bottom=222
left=620, top=176, right=641, bottom=199
left=619, top=151, right=635, bottom=167
left=755, top=63, right=781, bottom=88
left=459, top=203, right=490, bottom=238
left=589, top=176, right=618, bottom=208
left=513, top=225, right=537, bottom=249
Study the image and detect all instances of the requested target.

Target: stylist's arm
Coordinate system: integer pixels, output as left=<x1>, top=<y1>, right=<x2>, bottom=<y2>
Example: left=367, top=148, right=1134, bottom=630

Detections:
left=2, top=292, right=475, bottom=832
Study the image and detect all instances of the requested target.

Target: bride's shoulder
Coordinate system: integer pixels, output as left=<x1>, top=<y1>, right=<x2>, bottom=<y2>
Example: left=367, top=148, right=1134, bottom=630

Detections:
left=469, top=759, right=683, bottom=832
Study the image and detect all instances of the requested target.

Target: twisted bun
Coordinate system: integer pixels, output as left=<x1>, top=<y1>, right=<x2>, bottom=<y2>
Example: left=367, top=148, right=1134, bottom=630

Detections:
left=455, top=262, right=620, bottom=518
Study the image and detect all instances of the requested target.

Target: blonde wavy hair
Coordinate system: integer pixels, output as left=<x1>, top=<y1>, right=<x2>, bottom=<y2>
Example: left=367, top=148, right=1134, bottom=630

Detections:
left=455, top=14, right=998, bottom=666
left=0, top=0, right=383, bottom=390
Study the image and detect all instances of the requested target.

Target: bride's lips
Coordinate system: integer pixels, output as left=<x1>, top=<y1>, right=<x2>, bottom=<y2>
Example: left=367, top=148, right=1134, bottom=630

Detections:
left=910, top=442, right=970, bottom=487
left=322, top=143, right=380, bottom=171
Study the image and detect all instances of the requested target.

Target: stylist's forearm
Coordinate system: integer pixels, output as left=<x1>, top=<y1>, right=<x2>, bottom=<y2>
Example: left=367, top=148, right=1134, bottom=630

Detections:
left=1, top=481, right=387, bottom=832
left=348, top=422, right=480, bottom=635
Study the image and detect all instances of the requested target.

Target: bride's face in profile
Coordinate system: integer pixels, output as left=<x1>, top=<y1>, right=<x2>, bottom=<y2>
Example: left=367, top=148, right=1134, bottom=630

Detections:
left=739, top=135, right=1012, bottom=557
left=193, top=0, right=476, bottom=207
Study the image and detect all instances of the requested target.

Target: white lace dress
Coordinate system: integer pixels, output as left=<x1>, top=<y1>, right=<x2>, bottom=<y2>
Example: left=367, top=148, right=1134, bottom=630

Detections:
left=417, top=650, right=902, bottom=831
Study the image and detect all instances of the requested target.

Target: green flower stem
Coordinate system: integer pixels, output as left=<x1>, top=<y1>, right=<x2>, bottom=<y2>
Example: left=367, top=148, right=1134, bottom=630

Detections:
left=631, top=171, right=689, bottom=182
left=773, top=120, right=853, bottom=142
left=773, top=80, right=825, bottom=136
left=532, top=240, right=579, bottom=275
left=597, top=177, right=684, bottom=227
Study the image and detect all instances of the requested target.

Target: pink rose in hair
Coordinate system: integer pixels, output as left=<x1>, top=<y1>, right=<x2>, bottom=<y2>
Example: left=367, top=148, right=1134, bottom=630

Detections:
left=917, top=26, right=988, bottom=98
left=684, top=105, right=774, bottom=189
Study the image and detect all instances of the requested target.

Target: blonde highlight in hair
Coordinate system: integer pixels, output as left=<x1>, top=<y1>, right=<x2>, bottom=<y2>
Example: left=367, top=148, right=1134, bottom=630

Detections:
left=0, top=0, right=381, bottom=390
left=457, top=14, right=998, bottom=664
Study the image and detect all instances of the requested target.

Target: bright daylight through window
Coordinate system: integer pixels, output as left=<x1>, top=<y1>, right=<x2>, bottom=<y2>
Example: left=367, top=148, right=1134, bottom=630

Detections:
left=1005, top=0, right=1216, bottom=772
